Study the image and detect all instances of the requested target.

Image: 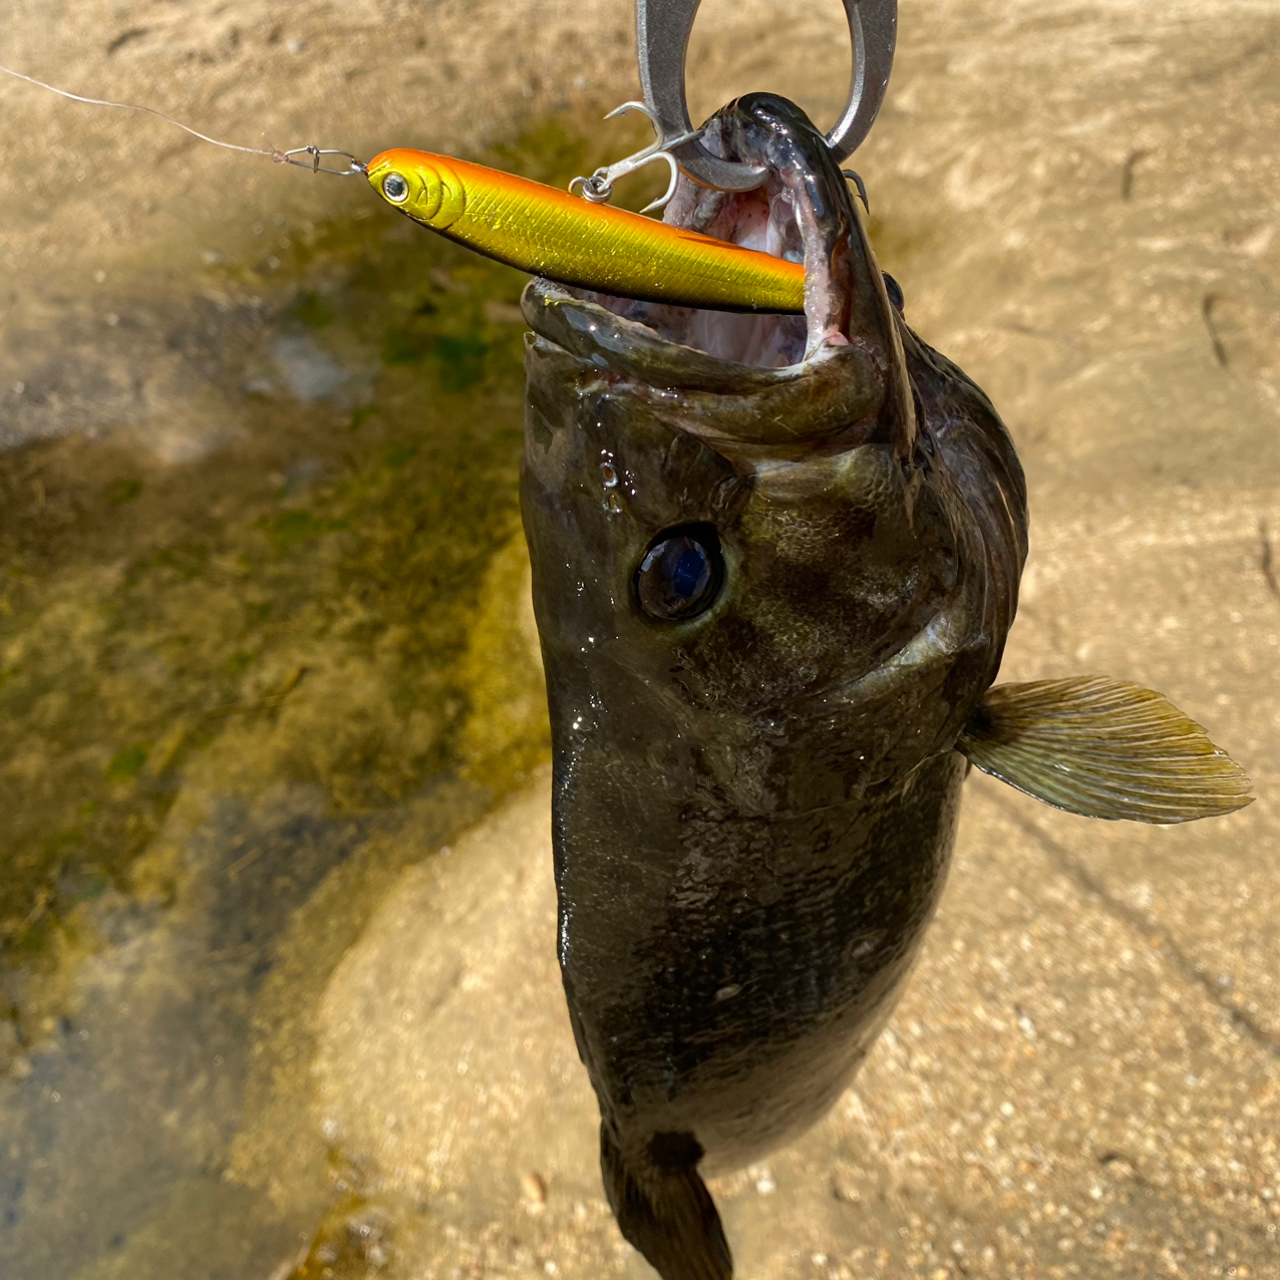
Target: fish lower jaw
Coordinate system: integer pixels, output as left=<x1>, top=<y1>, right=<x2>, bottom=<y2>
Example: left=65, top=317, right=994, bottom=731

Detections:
left=565, top=281, right=811, bottom=370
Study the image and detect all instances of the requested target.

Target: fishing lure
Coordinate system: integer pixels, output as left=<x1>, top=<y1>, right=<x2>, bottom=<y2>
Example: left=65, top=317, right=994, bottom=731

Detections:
left=0, top=63, right=809, bottom=314
left=359, top=0, right=896, bottom=311
left=366, top=148, right=806, bottom=314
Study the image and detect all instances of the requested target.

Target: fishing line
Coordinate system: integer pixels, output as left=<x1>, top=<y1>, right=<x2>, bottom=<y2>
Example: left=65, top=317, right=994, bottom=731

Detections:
left=0, top=62, right=365, bottom=175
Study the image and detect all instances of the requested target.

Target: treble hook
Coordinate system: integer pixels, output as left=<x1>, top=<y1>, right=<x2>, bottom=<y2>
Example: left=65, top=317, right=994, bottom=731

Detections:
left=569, top=102, right=701, bottom=212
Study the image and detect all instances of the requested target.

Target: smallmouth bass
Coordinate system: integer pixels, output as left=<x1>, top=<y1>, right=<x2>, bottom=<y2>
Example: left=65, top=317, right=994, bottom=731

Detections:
left=519, top=94, right=1250, bottom=1280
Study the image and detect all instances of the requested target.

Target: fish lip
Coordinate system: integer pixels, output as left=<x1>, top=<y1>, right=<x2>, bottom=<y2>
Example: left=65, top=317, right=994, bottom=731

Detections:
left=521, top=278, right=822, bottom=390
left=522, top=277, right=889, bottom=459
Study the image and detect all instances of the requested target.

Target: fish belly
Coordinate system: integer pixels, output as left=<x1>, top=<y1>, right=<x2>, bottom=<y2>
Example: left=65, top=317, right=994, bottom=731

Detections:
left=552, top=746, right=966, bottom=1172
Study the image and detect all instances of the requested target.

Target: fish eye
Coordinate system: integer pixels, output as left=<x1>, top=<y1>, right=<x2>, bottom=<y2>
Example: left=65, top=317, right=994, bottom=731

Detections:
left=382, top=172, right=409, bottom=203
left=635, top=525, right=723, bottom=621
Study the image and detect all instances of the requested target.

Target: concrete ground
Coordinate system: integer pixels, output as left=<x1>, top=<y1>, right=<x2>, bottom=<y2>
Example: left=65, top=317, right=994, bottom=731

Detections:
left=0, top=1, right=1276, bottom=1278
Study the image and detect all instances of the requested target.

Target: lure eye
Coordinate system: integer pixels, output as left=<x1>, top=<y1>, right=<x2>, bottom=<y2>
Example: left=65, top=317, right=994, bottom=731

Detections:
left=635, top=525, right=722, bottom=622
left=382, top=172, right=409, bottom=203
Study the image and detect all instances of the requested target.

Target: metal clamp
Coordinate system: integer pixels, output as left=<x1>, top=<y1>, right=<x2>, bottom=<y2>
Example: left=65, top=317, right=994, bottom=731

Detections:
left=572, top=0, right=897, bottom=205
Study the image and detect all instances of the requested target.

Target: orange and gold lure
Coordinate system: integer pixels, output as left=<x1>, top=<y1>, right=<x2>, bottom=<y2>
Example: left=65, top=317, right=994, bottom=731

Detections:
left=366, top=148, right=805, bottom=314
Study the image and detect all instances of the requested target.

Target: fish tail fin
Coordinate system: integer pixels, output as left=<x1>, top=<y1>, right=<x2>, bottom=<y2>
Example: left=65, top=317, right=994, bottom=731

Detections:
left=600, top=1123, right=732, bottom=1280
left=958, top=676, right=1253, bottom=823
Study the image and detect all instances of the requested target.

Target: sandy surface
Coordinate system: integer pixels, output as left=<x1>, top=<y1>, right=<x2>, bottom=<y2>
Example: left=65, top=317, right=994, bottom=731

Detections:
left=0, top=1, right=1277, bottom=1278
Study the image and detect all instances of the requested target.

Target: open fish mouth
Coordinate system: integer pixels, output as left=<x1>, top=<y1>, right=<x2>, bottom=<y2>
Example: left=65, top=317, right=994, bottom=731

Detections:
left=561, top=180, right=814, bottom=368
left=526, top=92, right=903, bottom=375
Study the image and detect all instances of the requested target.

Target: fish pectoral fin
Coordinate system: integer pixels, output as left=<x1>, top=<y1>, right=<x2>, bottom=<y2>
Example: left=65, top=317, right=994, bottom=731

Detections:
left=957, top=676, right=1253, bottom=824
left=600, top=1124, right=732, bottom=1280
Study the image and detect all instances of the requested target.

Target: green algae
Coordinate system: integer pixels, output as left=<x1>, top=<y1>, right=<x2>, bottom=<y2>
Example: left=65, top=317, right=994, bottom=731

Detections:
left=0, top=111, right=647, bottom=1015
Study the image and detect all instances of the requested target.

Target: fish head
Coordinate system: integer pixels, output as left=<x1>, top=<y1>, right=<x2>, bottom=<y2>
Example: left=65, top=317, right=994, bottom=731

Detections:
left=522, top=94, right=1027, bottom=800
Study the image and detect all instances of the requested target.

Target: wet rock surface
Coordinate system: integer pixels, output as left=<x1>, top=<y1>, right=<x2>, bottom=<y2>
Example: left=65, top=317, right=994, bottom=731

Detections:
left=1, top=1, right=1278, bottom=1278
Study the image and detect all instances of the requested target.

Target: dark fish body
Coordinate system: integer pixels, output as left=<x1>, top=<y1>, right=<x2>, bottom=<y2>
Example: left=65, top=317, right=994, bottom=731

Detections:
left=519, top=94, right=1248, bottom=1280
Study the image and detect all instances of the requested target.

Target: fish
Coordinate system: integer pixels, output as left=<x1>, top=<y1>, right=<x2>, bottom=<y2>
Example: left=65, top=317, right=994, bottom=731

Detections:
left=365, top=147, right=805, bottom=313
left=518, top=93, right=1251, bottom=1280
